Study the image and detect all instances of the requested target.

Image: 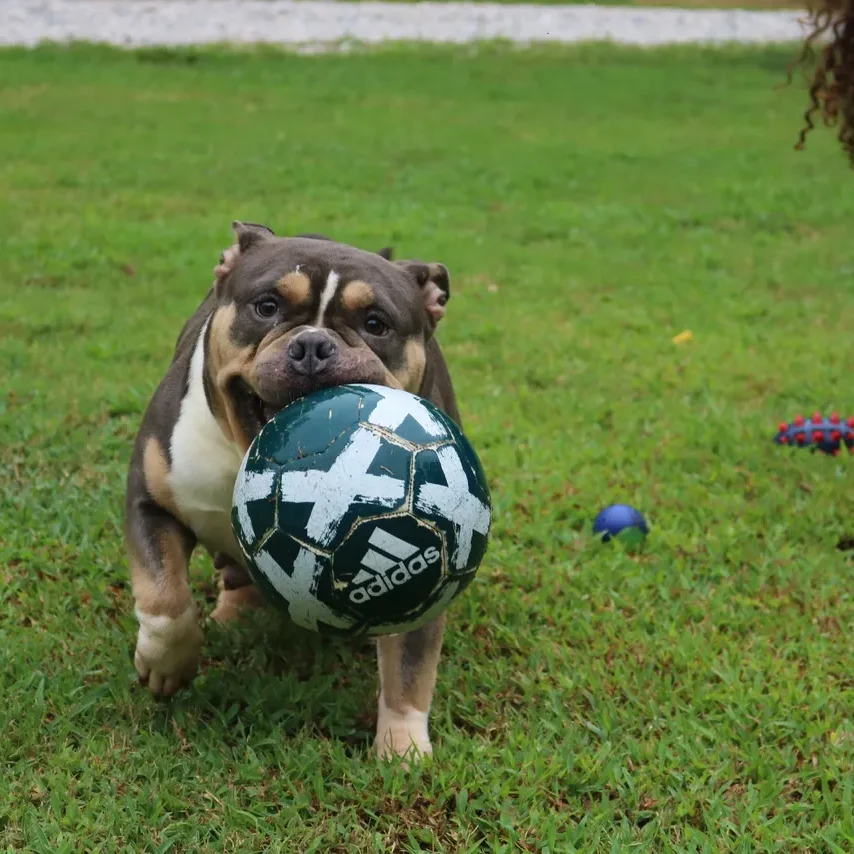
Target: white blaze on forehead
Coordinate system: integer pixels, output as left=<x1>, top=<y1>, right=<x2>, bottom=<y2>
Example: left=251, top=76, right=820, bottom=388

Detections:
left=314, top=270, right=340, bottom=327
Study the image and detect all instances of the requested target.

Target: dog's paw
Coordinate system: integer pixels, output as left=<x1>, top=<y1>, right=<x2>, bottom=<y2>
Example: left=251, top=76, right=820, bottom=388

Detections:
left=374, top=702, right=432, bottom=765
left=210, top=585, right=265, bottom=623
left=134, top=607, right=203, bottom=698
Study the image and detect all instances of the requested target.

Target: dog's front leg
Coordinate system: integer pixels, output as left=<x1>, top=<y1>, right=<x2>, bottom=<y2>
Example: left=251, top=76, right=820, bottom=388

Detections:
left=375, top=615, right=445, bottom=762
left=126, top=496, right=203, bottom=698
left=210, top=553, right=265, bottom=622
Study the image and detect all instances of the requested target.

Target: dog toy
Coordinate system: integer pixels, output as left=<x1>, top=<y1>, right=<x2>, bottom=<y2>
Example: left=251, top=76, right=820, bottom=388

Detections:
left=231, top=384, right=492, bottom=637
left=774, top=412, right=854, bottom=455
left=593, top=504, right=649, bottom=546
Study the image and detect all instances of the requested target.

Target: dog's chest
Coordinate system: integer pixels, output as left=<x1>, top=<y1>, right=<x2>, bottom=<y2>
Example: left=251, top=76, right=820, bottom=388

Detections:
left=168, top=320, right=244, bottom=560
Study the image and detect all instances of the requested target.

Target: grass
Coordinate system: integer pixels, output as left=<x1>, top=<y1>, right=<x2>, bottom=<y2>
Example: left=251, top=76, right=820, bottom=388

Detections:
left=2, top=40, right=854, bottom=852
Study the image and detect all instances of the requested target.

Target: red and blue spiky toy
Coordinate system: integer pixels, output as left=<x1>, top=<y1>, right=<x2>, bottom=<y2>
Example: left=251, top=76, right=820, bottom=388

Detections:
left=774, top=412, right=854, bottom=455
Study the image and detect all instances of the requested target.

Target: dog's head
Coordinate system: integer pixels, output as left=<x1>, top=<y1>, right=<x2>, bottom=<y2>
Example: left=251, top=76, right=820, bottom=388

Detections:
left=204, top=221, right=450, bottom=450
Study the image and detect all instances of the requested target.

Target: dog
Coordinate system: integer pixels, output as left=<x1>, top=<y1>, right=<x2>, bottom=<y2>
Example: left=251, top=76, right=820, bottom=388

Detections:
left=124, top=221, right=459, bottom=760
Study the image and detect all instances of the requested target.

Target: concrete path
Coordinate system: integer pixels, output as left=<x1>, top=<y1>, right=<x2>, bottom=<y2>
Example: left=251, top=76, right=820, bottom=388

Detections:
left=1, top=0, right=811, bottom=48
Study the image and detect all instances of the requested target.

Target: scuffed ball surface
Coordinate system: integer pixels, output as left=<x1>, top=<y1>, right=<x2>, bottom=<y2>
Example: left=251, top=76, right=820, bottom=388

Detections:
left=232, top=384, right=491, bottom=636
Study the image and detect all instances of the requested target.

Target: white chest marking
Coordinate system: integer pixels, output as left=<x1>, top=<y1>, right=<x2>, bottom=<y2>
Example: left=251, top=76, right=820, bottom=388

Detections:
left=314, top=270, right=340, bottom=326
left=169, top=318, right=244, bottom=559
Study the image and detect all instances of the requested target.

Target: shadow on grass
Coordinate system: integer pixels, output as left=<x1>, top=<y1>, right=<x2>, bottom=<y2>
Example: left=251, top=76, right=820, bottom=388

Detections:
left=176, top=613, right=379, bottom=753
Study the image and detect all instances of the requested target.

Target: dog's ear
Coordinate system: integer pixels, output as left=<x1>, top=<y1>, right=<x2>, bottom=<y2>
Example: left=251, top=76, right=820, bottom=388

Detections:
left=233, top=220, right=275, bottom=253
left=397, top=262, right=450, bottom=324
left=213, top=221, right=275, bottom=289
left=377, top=247, right=394, bottom=260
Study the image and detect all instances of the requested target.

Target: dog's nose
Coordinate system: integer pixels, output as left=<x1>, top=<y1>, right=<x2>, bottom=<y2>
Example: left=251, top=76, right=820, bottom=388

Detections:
left=287, top=331, right=337, bottom=376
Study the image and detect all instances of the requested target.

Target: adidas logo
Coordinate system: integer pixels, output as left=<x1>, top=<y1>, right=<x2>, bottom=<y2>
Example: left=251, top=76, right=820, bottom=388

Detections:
left=349, top=527, right=441, bottom=604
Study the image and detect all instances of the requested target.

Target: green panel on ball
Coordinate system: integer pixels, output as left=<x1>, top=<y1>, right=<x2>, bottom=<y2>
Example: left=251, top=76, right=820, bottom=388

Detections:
left=231, top=383, right=492, bottom=636
left=350, top=383, right=453, bottom=447
left=231, top=452, right=279, bottom=556
left=330, top=514, right=446, bottom=627
left=363, top=434, right=413, bottom=481
left=249, top=529, right=361, bottom=636
left=411, top=445, right=492, bottom=575
left=252, top=387, right=367, bottom=466
left=242, top=527, right=303, bottom=600
left=275, top=425, right=413, bottom=553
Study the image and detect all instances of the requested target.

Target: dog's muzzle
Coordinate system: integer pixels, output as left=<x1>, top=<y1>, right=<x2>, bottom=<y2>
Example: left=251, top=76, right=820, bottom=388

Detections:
left=287, top=330, right=338, bottom=378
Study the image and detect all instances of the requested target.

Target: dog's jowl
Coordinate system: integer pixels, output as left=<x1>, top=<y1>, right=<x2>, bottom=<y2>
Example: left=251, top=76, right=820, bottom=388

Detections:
left=125, top=222, right=458, bottom=760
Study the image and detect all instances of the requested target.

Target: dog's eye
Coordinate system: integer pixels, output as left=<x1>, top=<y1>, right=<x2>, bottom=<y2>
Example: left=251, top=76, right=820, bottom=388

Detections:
left=254, top=298, right=279, bottom=319
left=364, top=315, right=388, bottom=336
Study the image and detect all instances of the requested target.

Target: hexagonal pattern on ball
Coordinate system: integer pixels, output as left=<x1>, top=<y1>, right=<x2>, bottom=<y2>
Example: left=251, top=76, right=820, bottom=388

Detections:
left=248, top=528, right=360, bottom=636
left=412, top=444, right=491, bottom=576
left=275, top=424, right=413, bottom=554
left=231, top=383, right=493, bottom=637
left=232, top=447, right=279, bottom=552
left=348, top=383, right=454, bottom=447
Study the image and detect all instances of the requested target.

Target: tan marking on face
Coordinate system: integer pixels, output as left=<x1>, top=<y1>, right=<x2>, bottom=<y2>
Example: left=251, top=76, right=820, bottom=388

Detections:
left=142, top=436, right=180, bottom=519
left=276, top=271, right=312, bottom=307
left=339, top=280, right=375, bottom=312
left=207, top=303, right=255, bottom=451
left=389, top=338, right=427, bottom=394
left=129, top=529, right=193, bottom=618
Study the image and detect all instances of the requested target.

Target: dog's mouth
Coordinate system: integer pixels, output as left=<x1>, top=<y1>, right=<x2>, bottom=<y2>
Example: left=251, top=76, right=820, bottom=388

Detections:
left=230, top=377, right=345, bottom=441
left=230, top=378, right=283, bottom=439
left=229, top=366, right=386, bottom=442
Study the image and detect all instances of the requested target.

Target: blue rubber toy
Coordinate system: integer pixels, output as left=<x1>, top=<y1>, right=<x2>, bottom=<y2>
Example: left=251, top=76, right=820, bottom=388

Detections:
left=593, top=504, right=649, bottom=544
left=774, top=412, right=854, bottom=456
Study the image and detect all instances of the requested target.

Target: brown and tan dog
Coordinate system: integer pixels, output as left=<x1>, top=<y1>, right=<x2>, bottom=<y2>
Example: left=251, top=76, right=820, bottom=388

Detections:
left=125, top=222, right=459, bottom=760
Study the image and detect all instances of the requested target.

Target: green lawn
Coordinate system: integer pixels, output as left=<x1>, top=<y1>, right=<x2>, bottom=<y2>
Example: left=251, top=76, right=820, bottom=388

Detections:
left=2, top=42, right=854, bottom=852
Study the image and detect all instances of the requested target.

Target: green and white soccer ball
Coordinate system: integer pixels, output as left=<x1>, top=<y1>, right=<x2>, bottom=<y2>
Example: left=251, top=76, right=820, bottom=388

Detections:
left=231, top=384, right=492, bottom=637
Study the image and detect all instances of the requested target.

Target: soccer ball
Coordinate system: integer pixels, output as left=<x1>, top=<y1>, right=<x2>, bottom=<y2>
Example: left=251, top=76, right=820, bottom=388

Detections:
left=231, top=384, right=492, bottom=637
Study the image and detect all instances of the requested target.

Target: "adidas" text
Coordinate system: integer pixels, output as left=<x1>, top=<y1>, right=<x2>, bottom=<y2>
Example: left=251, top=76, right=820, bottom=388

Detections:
left=349, top=527, right=441, bottom=604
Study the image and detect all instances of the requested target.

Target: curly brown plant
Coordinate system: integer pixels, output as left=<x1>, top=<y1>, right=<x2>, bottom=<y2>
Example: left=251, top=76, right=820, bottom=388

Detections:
left=792, top=0, right=854, bottom=164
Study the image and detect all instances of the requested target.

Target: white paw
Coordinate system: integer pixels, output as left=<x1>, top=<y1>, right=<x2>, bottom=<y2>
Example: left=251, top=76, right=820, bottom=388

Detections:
left=134, top=607, right=203, bottom=698
left=374, top=699, right=432, bottom=764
